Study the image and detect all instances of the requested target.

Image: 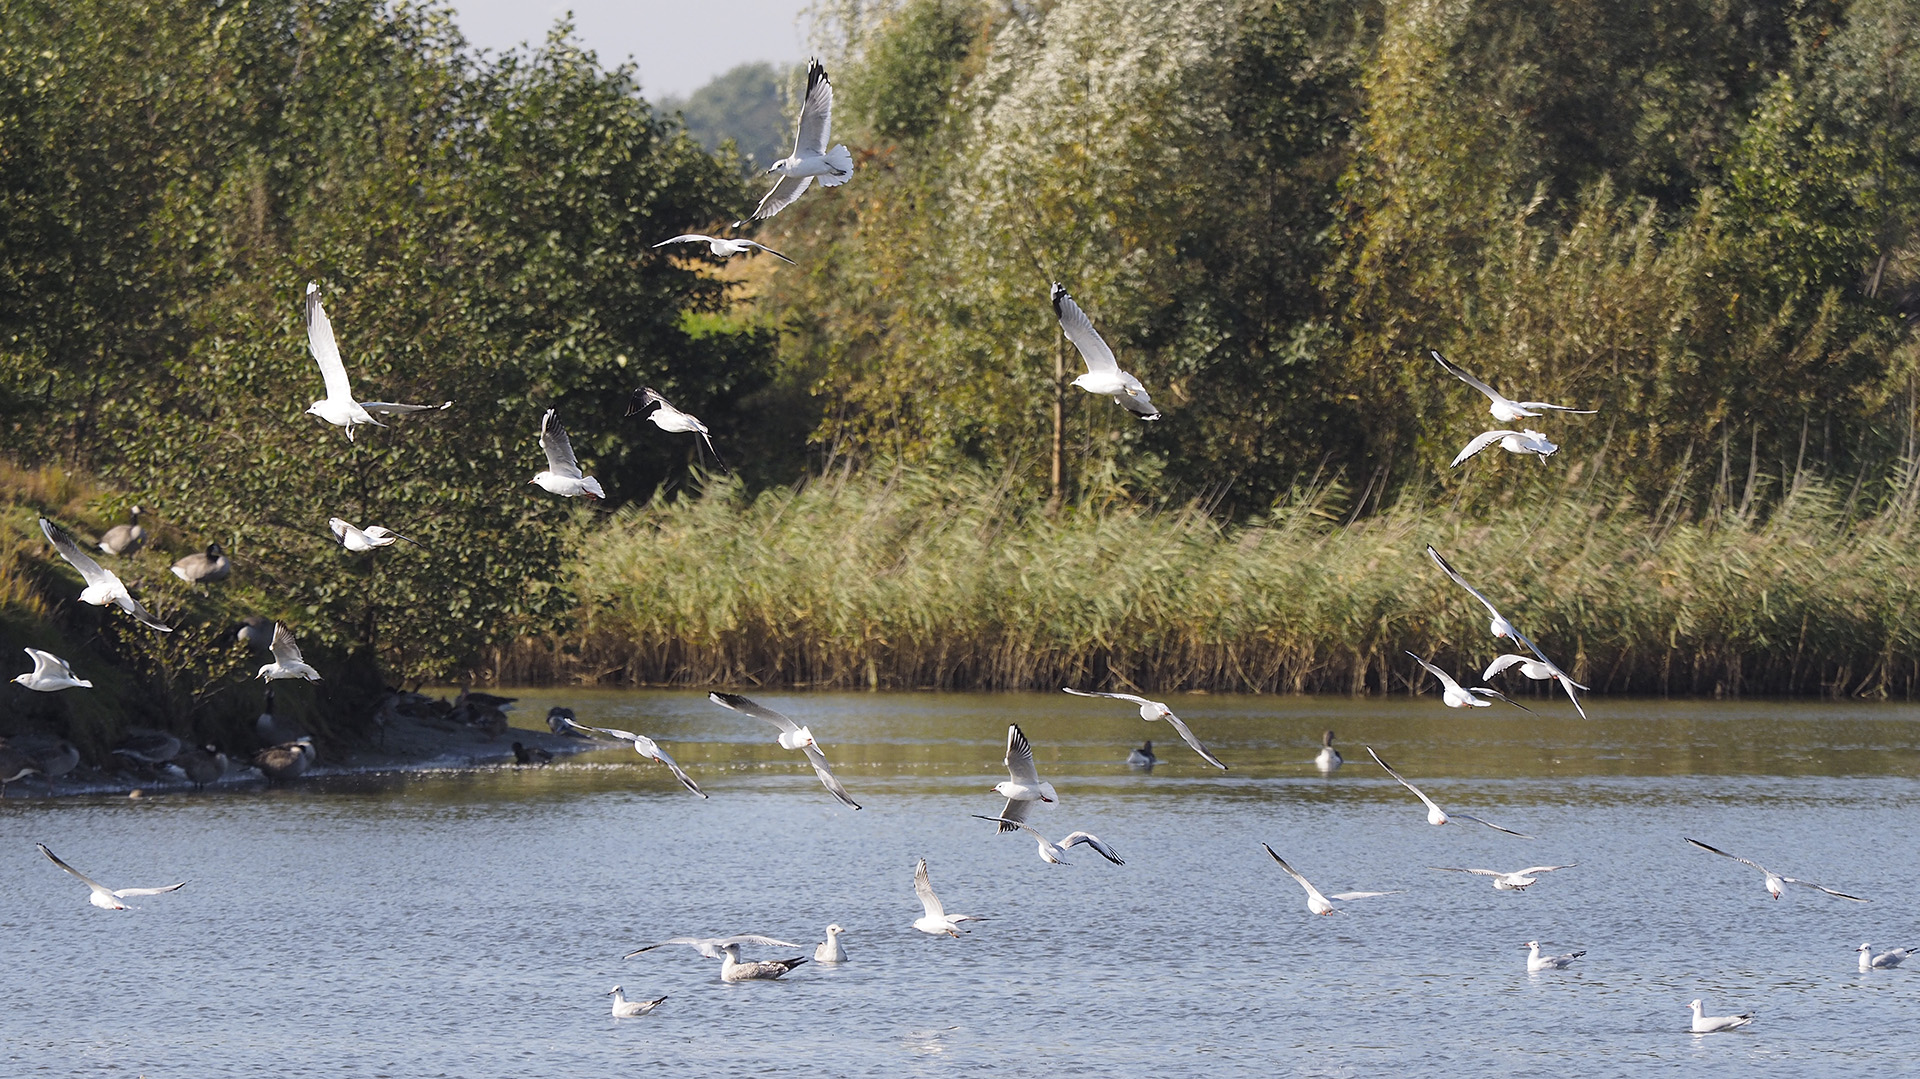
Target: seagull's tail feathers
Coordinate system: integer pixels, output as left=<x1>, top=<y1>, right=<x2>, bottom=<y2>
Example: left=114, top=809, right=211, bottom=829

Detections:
left=818, top=145, right=854, bottom=186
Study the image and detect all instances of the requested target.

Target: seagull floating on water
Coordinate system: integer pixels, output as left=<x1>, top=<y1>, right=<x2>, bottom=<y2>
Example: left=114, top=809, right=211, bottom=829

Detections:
left=303, top=283, right=449, bottom=440
left=37, top=843, right=187, bottom=910
left=607, top=986, right=667, bottom=1017
left=1430, top=863, right=1577, bottom=891
left=1406, top=652, right=1532, bottom=711
left=912, top=858, right=985, bottom=937
left=1432, top=350, right=1596, bottom=423
left=1526, top=940, right=1585, bottom=972
left=1315, top=730, right=1343, bottom=772
left=708, top=692, right=860, bottom=810
left=815, top=925, right=847, bottom=964
left=752, top=59, right=852, bottom=220
left=13, top=648, right=92, bottom=692
left=1061, top=688, right=1226, bottom=769
left=556, top=714, right=705, bottom=797
left=40, top=518, right=171, bottom=631
left=1263, top=844, right=1399, bottom=916
left=1858, top=943, right=1913, bottom=971
left=1450, top=428, right=1558, bottom=467
left=990, top=724, right=1057, bottom=833
left=1367, top=746, right=1533, bottom=837
left=1684, top=837, right=1868, bottom=902
left=653, top=233, right=795, bottom=264
left=1051, top=284, right=1160, bottom=420
left=972, top=815, right=1124, bottom=866
left=329, top=518, right=421, bottom=552
left=1427, top=545, right=1587, bottom=718
left=530, top=409, right=604, bottom=499
left=624, top=935, right=808, bottom=981
left=257, top=623, right=320, bottom=682
left=1689, top=998, right=1755, bottom=1034
left=627, top=388, right=729, bottom=474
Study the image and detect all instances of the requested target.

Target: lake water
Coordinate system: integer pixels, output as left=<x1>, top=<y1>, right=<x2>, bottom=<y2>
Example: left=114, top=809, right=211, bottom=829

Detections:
left=5, top=691, right=1920, bottom=1077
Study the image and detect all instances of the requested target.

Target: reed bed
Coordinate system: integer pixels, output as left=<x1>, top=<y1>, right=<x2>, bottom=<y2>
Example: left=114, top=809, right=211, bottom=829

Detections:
left=544, top=466, right=1920, bottom=698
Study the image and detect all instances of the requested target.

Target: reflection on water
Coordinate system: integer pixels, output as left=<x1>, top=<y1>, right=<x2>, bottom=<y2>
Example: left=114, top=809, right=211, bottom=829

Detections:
left=3, top=691, right=1918, bottom=1076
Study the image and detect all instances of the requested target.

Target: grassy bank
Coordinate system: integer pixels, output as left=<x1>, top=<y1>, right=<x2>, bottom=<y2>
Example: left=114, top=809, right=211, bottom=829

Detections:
left=542, top=465, right=1920, bottom=698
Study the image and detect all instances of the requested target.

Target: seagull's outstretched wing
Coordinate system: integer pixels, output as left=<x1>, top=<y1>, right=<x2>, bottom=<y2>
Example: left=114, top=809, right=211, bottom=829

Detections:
left=1365, top=745, right=1445, bottom=817
left=1514, top=400, right=1596, bottom=414
left=1780, top=876, right=1870, bottom=902
left=742, top=240, right=797, bottom=265
left=38, top=843, right=111, bottom=896
left=1158, top=712, right=1228, bottom=771
left=1003, top=724, right=1041, bottom=785
left=40, top=519, right=170, bottom=631
left=304, top=283, right=355, bottom=403
left=1061, top=687, right=1151, bottom=705
left=1515, top=864, right=1579, bottom=876
left=625, top=934, right=796, bottom=960
left=1050, top=284, right=1118, bottom=373
left=1405, top=651, right=1467, bottom=696
left=624, top=387, right=672, bottom=418
left=1430, top=866, right=1503, bottom=877
left=1468, top=687, right=1535, bottom=713
left=361, top=400, right=450, bottom=417
left=269, top=623, right=307, bottom=667
left=1060, top=832, right=1125, bottom=865
left=112, top=881, right=189, bottom=898
left=1431, top=350, right=1505, bottom=405
left=1327, top=889, right=1402, bottom=900
left=1426, top=545, right=1509, bottom=627
left=25, top=648, right=66, bottom=680
left=1263, top=844, right=1335, bottom=908
left=914, top=858, right=946, bottom=919
left=1450, top=430, right=1513, bottom=467
left=1451, top=813, right=1535, bottom=839
left=794, top=58, right=834, bottom=156
left=1685, top=838, right=1771, bottom=874
left=653, top=234, right=712, bottom=248
left=1482, top=654, right=1534, bottom=679
left=753, top=174, right=814, bottom=221
left=539, top=409, right=584, bottom=479
left=708, top=691, right=802, bottom=737
left=800, top=743, right=861, bottom=810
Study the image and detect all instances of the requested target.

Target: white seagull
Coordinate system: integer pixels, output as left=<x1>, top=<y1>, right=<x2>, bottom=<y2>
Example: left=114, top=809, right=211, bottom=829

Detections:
left=752, top=59, right=853, bottom=220
left=303, top=282, right=449, bottom=440
left=1263, top=844, right=1399, bottom=916
left=1406, top=652, right=1533, bottom=711
left=623, top=934, right=799, bottom=960
left=1689, top=998, right=1755, bottom=1034
left=815, top=925, right=847, bottom=964
left=1427, top=545, right=1588, bottom=718
left=1858, top=943, right=1913, bottom=971
left=1449, top=428, right=1558, bottom=467
left=971, top=815, right=1124, bottom=866
left=1430, top=864, right=1577, bottom=891
left=1061, top=687, right=1226, bottom=769
left=1432, top=350, right=1596, bottom=422
left=707, top=692, right=860, bottom=810
left=38, top=843, right=187, bottom=910
left=13, top=648, right=92, bottom=692
left=912, top=858, right=985, bottom=937
left=624, top=935, right=808, bottom=982
left=607, top=986, right=667, bottom=1017
left=990, top=723, right=1057, bottom=833
left=39, top=518, right=171, bottom=631
left=1366, top=746, right=1533, bottom=837
left=529, top=408, right=605, bottom=499
left=1051, top=284, right=1160, bottom=420
left=653, top=233, right=795, bottom=264
left=556, top=714, right=705, bottom=798
left=329, top=517, right=421, bottom=552
left=1684, top=838, right=1868, bottom=902
left=257, top=622, right=320, bottom=682
left=627, top=388, right=728, bottom=473
left=1526, top=940, right=1585, bottom=972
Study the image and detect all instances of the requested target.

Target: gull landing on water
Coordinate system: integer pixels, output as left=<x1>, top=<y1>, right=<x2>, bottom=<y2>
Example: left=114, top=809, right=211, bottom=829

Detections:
left=991, top=724, right=1057, bottom=833
left=1061, top=688, right=1227, bottom=769
left=14, top=648, right=91, bottom=692
left=556, top=714, right=705, bottom=797
left=1526, top=941, right=1585, bottom=972
left=1431, top=351, right=1596, bottom=422
left=1051, top=284, right=1160, bottom=420
left=627, top=388, right=729, bottom=475
left=302, top=283, right=450, bottom=441
left=1449, top=428, right=1557, bottom=467
left=653, top=234, right=795, bottom=264
left=1859, top=944, right=1914, bottom=971
left=1366, top=746, right=1533, bottom=838
left=753, top=59, right=853, bottom=220
left=37, top=844, right=187, bottom=910
left=1406, top=652, right=1532, bottom=712
left=1263, top=844, right=1399, bottom=916
left=1684, top=838, right=1868, bottom=902
left=1689, top=999, right=1755, bottom=1034
left=1427, top=545, right=1588, bottom=718
left=530, top=409, right=604, bottom=499
left=912, top=858, right=986, bottom=937
left=971, top=815, right=1124, bottom=866
left=40, top=518, right=171, bottom=631
left=707, top=692, right=860, bottom=810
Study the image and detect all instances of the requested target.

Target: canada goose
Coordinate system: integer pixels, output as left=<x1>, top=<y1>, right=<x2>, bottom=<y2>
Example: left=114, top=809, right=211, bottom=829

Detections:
left=167, top=744, right=228, bottom=790
left=0, top=746, right=40, bottom=795
left=253, top=685, right=308, bottom=746
left=548, top=706, right=589, bottom=738
left=171, top=543, right=231, bottom=584
left=112, top=728, right=182, bottom=766
left=1127, top=741, right=1156, bottom=767
left=13, top=737, right=79, bottom=791
left=253, top=736, right=314, bottom=782
left=230, top=615, right=275, bottom=650
left=97, top=505, right=146, bottom=556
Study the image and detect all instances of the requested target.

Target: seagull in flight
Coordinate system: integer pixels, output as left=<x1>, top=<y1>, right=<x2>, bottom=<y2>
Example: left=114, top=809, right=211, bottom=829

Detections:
left=1263, top=844, right=1399, bottom=916
left=1859, top=943, right=1914, bottom=971
left=1427, top=545, right=1587, bottom=718
left=971, top=815, right=1124, bottom=866
left=14, top=648, right=92, bottom=692
left=329, top=518, right=421, bottom=552
left=529, top=408, right=605, bottom=499
left=653, top=234, right=795, bottom=264
left=1366, top=746, right=1533, bottom=837
left=555, top=714, right=705, bottom=797
left=37, top=844, right=187, bottom=910
left=990, top=724, right=1057, bottom=833
left=1051, top=284, right=1160, bottom=420
left=1684, top=838, right=1868, bottom=902
left=707, top=692, right=860, bottom=810
left=1449, top=428, right=1557, bottom=467
left=1406, top=652, right=1532, bottom=711
left=1430, top=864, right=1577, bottom=891
left=627, top=388, right=729, bottom=474
left=912, top=858, right=985, bottom=936
left=1061, top=688, right=1227, bottom=769
left=623, top=934, right=799, bottom=960
left=303, top=282, right=449, bottom=440
left=1483, top=653, right=1589, bottom=699
left=1689, top=998, right=1755, bottom=1034
left=753, top=59, right=853, bottom=220
left=257, top=622, right=320, bottom=682
left=1526, top=940, right=1585, bottom=972
left=624, top=935, right=808, bottom=981
left=607, top=987, right=667, bottom=1017
left=1432, top=350, right=1596, bottom=422
left=39, top=518, right=170, bottom=631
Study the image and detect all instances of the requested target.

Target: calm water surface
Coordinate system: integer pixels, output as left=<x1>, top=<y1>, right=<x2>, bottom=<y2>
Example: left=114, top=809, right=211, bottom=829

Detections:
left=5, top=692, right=1920, bottom=1077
